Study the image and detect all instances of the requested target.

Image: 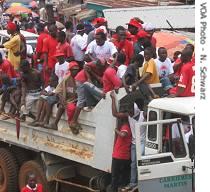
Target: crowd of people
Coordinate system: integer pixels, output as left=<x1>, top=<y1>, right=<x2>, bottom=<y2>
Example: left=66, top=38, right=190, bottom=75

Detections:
left=0, top=7, right=195, bottom=191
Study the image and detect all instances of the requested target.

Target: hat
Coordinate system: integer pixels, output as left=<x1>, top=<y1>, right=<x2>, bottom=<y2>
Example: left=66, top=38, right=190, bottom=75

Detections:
left=143, top=23, right=155, bottom=31
left=126, top=18, right=142, bottom=29
left=136, top=30, right=149, bottom=39
left=92, top=17, right=107, bottom=25
left=95, top=26, right=107, bottom=35
left=7, top=22, right=16, bottom=31
left=107, top=57, right=115, bottom=65
left=69, top=61, right=79, bottom=70
left=54, top=51, right=65, bottom=57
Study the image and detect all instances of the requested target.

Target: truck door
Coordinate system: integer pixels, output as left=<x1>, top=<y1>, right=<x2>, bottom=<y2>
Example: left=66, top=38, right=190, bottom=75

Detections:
left=136, top=119, right=194, bottom=192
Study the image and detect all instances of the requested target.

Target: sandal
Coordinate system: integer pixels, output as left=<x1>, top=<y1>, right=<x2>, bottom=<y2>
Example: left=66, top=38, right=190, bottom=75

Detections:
left=69, top=123, right=81, bottom=135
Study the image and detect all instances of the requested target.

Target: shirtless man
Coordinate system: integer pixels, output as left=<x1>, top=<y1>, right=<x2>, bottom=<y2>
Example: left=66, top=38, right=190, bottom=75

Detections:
left=20, top=60, right=43, bottom=121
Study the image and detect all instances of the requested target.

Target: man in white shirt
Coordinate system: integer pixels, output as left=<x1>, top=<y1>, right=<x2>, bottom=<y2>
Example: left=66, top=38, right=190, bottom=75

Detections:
left=85, top=30, right=117, bottom=62
left=155, top=47, right=174, bottom=91
left=54, top=51, right=69, bottom=83
left=70, top=23, right=88, bottom=68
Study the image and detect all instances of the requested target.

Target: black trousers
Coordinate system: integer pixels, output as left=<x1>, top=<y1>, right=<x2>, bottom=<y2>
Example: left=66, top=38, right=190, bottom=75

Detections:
left=109, top=158, right=131, bottom=192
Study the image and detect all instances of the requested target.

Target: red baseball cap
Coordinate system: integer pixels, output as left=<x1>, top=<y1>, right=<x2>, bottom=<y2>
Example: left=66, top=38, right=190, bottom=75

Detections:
left=69, top=61, right=79, bottom=70
left=92, top=17, right=107, bottom=25
left=7, top=22, right=16, bottom=31
left=54, top=51, right=65, bottom=57
left=126, top=18, right=142, bottom=29
left=136, top=30, right=149, bottom=39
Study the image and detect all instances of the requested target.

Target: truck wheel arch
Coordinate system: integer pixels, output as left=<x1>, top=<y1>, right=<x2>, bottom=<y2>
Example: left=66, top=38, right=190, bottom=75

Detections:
left=18, top=160, right=54, bottom=192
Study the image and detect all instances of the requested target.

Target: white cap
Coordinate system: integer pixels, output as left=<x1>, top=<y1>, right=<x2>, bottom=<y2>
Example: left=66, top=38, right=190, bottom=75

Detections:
left=143, top=23, right=155, bottom=31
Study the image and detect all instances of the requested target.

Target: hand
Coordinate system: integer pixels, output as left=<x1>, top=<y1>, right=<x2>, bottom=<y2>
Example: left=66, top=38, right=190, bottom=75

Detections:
left=131, top=83, right=137, bottom=91
left=101, top=92, right=106, bottom=99
left=13, top=51, right=20, bottom=56
left=110, top=91, right=115, bottom=99
left=115, top=89, right=119, bottom=94
left=124, top=85, right=130, bottom=94
left=153, top=94, right=159, bottom=99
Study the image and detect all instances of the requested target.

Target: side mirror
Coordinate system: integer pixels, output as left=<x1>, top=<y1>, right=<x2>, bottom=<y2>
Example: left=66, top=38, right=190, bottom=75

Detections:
left=188, top=134, right=195, bottom=161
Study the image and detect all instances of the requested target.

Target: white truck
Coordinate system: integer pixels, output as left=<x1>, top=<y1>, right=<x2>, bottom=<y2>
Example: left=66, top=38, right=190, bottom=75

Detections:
left=0, top=89, right=194, bottom=192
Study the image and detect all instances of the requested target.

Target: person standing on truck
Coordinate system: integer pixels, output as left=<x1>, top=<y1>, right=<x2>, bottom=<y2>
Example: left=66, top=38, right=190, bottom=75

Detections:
left=0, top=22, right=21, bottom=70
left=20, top=60, right=43, bottom=121
left=126, top=18, right=142, bottom=44
left=42, top=24, right=58, bottom=85
left=108, top=91, right=132, bottom=192
left=155, top=47, right=174, bottom=91
left=21, top=173, right=43, bottom=192
left=109, top=91, right=147, bottom=191
left=87, top=17, right=107, bottom=45
left=112, top=26, right=134, bottom=65
left=169, top=48, right=195, bottom=97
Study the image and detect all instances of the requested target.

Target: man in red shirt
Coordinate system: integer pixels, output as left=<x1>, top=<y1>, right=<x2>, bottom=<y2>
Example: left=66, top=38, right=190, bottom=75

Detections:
left=35, top=23, right=49, bottom=65
left=70, top=59, right=106, bottom=132
left=21, top=173, right=43, bottom=192
left=103, top=57, right=122, bottom=93
left=56, top=31, right=74, bottom=62
left=126, top=18, right=142, bottom=44
left=170, top=49, right=195, bottom=97
left=112, top=26, right=134, bottom=66
left=42, top=24, right=58, bottom=85
left=108, top=91, right=132, bottom=192
left=0, top=53, right=16, bottom=78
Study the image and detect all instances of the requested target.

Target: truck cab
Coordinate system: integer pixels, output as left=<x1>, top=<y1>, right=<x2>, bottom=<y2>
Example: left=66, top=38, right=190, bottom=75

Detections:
left=135, top=97, right=195, bottom=192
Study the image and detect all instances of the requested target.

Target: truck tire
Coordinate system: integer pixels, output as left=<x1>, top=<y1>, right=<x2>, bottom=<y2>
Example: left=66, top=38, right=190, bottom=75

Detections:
left=9, top=147, right=30, bottom=168
left=18, top=160, right=55, bottom=192
left=0, top=148, right=19, bottom=192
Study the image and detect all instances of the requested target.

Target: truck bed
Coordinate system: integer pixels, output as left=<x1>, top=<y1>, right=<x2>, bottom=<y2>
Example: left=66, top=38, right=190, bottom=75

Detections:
left=0, top=90, right=123, bottom=172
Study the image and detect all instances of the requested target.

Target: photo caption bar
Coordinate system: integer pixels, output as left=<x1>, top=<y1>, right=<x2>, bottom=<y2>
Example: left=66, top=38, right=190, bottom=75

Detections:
left=196, top=0, right=210, bottom=191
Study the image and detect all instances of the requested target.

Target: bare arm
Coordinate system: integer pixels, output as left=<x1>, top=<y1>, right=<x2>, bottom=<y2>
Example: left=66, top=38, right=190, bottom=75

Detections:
left=110, top=91, right=128, bottom=119
left=115, top=129, right=128, bottom=137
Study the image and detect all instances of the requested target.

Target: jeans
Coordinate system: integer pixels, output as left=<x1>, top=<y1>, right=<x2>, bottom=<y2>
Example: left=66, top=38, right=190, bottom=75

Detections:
left=110, top=158, right=130, bottom=192
left=130, top=144, right=138, bottom=187
left=130, top=142, right=145, bottom=187
left=83, top=82, right=103, bottom=107
left=160, top=77, right=173, bottom=91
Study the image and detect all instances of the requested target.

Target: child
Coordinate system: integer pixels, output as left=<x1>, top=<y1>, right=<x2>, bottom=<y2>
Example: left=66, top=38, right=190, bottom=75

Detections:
left=9, top=78, right=22, bottom=117
left=0, top=74, right=17, bottom=115
left=54, top=51, right=71, bottom=83
left=122, top=54, right=158, bottom=103
left=29, top=75, right=58, bottom=126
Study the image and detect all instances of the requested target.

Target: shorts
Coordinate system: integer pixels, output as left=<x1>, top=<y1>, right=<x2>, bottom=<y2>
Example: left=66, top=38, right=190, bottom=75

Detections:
left=46, top=95, right=58, bottom=105
left=21, top=91, right=41, bottom=115
left=76, top=81, right=86, bottom=108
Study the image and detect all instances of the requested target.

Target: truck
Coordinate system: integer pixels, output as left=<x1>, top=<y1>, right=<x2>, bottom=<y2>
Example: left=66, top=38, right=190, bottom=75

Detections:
left=0, top=89, right=194, bottom=192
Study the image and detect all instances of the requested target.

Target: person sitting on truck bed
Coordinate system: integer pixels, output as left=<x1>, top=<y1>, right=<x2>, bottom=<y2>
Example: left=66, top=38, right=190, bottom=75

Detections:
left=131, top=47, right=160, bottom=92
left=0, top=74, right=17, bottom=116
left=110, top=91, right=147, bottom=191
left=155, top=47, right=174, bottom=92
left=45, top=61, right=80, bottom=132
left=122, top=54, right=158, bottom=102
left=21, top=173, right=43, bottom=192
left=69, top=59, right=106, bottom=132
left=108, top=91, right=132, bottom=192
left=169, top=48, right=195, bottom=97
left=28, top=75, right=58, bottom=127
left=20, top=60, right=43, bottom=121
